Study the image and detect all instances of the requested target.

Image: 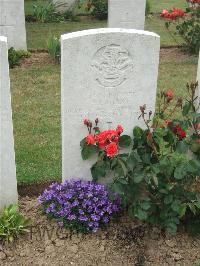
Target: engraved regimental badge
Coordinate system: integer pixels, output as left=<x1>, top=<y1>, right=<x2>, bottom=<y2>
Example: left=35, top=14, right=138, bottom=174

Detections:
left=91, top=44, right=133, bottom=88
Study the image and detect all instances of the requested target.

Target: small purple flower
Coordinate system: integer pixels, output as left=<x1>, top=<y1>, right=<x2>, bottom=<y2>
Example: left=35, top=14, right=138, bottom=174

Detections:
left=68, top=214, right=76, bottom=221
left=38, top=179, right=121, bottom=233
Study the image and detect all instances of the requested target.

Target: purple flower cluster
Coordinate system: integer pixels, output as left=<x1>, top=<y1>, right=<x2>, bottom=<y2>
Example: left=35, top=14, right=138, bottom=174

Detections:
left=38, top=180, right=121, bottom=232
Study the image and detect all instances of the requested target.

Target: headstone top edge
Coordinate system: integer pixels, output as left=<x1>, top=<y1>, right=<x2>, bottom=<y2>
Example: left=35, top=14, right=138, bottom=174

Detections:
left=61, top=28, right=160, bottom=41
left=0, top=36, right=7, bottom=43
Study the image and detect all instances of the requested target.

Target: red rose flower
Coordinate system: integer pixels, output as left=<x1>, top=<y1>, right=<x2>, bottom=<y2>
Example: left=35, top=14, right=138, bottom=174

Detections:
left=116, top=125, right=123, bottom=135
left=161, top=9, right=169, bottom=17
left=86, top=134, right=95, bottom=145
left=165, top=89, right=174, bottom=101
left=106, top=142, right=118, bottom=157
left=172, top=125, right=186, bottom=140
left=95, top=130, right=119, bottom=149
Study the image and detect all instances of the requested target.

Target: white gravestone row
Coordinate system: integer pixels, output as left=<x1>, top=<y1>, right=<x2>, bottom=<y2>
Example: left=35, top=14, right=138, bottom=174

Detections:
left=108, top=0, right=146, bottom=30
left=0, top=0, right=27, bottom=50
left=0, top=36, right=18, bottom=210
left=61, top=28, right=160, bottom=181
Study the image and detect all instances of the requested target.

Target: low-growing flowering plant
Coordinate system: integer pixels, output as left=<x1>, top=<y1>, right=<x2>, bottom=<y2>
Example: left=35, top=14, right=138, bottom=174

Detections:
left=161, top=0, right=200, bottom=54
left=81, top=82, right=200, bottom=233
left=38, top=180, right=120, bottom=233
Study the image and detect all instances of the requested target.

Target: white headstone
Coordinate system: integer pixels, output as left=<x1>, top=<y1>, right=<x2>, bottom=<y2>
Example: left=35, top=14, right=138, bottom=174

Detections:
left=108, top=0, right=146, bottom=29
left=0, top=36, right=18, bottom=210
left=53, top=0, right=76, bottom=11
left=0, top=0, right=27, bottom=50
left=61, top=28, right=160, bottom=181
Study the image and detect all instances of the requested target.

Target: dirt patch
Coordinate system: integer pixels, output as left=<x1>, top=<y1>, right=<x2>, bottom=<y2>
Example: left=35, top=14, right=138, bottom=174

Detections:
left=20, top=52, right=58, bottom=68
left=0, top=197, right=200, bottom=266
left=15, top=47, right=196, bottom=70
left=160, top=47, right=197, bottom=62
left=17, top=181, right=57, bottom=197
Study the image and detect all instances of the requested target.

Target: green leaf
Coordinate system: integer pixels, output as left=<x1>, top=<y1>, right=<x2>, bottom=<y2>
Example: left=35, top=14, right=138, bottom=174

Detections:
left=117, top=159, right=128, bottom=176
left=179, top=204, right=187, bottom=218
left=164, top=195, right=173, bottom=205
left=171, top=200, right=181, bottom=213
left=140, top=201, right=151, bottom=211
left=90, top=161, right=107, bottom=181
left=119, top=135, right=132, bottom=147
left=133, top=126, right=143, bottom=138
left=174, top=165, right=185, bottom=180
left=176, top=142, right=188, bottom=154
left=134, top=173, right=144, bottom=184
left=112, top=182, right=125, bottom=195
left=182, top=103, right=191, bottom=116
left=135, top=209, right=148, bottom=220
left=80, top=138, right=86, bottom=148
left=166, top=222, right=177, bottom=234
left=81, top=145, right=98, bottom=160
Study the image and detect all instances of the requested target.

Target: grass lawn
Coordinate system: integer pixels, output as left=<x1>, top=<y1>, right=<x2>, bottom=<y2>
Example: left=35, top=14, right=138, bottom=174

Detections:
left=150, top=0, right=187, bottom=13
left=24, top=0, right=187, bottom=49
left=10, top=52, right=198, bottom=183
left=26, top=16, right=182, bottom=49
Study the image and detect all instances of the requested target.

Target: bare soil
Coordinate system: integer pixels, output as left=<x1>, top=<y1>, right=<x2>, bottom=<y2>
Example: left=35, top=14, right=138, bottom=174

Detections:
left=17, top=47, right=197, bottom=69
left=0, top=197, right=200, bottom=266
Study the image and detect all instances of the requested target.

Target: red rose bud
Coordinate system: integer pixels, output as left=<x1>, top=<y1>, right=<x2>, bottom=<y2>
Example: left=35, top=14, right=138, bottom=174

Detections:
left=95, top=118, right=99, bottom=125
left=116, top=125, right=123, bottom=135
left=106, top=142, right=118, bottom=158
left=84, top=118, right=90, bottom=126
left=86, top=134, right=95, bottom=145
left=165, top=119, right=172, bottom=126
left=88, top=121, right=92, bottom=128
left=165, top=89, right=174, bottom=101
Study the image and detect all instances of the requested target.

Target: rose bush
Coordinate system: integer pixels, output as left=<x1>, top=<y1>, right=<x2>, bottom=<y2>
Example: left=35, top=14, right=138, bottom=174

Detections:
left=161, top=1, right=200, bottom=54
left=81, top=82, right=200, bottom=233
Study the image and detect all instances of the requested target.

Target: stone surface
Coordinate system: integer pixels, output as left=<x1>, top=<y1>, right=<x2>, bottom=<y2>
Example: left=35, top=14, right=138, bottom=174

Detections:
left=108, top=0, right=146, bottom=29
left=61, top=28, right=160, bottom=181
left=52, top=0, right=76, bottom=11
left=0, top=36, right=18, bottom=210
left=0, top=0, right=27, bottom=49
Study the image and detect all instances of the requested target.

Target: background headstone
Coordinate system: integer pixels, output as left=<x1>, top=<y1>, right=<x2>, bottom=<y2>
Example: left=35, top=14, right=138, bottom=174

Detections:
left=0, top=0, right=27, bottom=50
left=108, top=0, right=146, bottom=29
left=0, top=36, right=18, bottom=210
left=61, top=28, right=160, bottom=181
left=53, top=0, right=76, bottom=12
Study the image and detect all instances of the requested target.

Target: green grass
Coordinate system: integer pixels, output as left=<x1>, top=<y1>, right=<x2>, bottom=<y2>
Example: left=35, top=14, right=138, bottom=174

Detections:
left=11, top=63, right=61, bottom=183
left=10, top=53, right=198, bottom=183
left=26, top=17, right=183, bottom=49
left=25, top=0, right=46, bottom=15
left=26, top=20, right=106, bottom=49
left=24, top=0, right=188, bottom=49
left=149, top=0, right=187, bottom=13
